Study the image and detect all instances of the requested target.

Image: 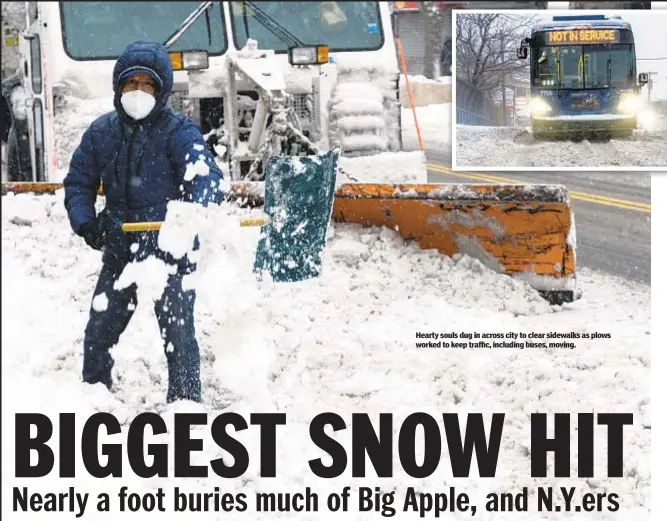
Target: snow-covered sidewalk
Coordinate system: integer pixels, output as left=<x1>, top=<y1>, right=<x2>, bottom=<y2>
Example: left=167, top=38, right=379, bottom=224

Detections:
left=1, top=191, right=650, bottom=520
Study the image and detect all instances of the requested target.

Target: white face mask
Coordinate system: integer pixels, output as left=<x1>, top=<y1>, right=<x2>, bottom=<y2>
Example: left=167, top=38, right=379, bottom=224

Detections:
left=120, top=90, right=156, bottom=121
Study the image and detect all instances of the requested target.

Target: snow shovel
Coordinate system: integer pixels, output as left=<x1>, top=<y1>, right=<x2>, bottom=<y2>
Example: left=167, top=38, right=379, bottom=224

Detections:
left=253, top=146, right=341, bottom=283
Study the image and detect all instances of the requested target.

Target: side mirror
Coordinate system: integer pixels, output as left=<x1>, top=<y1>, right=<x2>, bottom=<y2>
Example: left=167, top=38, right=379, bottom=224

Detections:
left=638, top=72, right=649, bottom=86
left=517, top=47, right=528, bottom=60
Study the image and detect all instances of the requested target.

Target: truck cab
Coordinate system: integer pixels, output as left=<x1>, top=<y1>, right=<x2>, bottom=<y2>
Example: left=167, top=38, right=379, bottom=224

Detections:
left=3, top=1, right=402, bottom=182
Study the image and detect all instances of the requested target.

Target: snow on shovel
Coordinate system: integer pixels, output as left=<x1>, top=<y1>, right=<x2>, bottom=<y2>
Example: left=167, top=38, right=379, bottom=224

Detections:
left=119, top=146, right=340, bottom=284
left=253, top=146, right=340, bottom=283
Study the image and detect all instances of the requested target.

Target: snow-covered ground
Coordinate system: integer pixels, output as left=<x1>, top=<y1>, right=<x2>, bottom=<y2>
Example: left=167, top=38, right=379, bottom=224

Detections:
left=454, top=114, right=667, bottom=169
left=1, top=189, right=651, bottom=520
left=339, top=150, right=427, bottom=184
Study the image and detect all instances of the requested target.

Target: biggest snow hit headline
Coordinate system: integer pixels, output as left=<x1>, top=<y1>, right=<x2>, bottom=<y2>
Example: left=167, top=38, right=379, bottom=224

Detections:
left=15, top=412, right=632, bottom=479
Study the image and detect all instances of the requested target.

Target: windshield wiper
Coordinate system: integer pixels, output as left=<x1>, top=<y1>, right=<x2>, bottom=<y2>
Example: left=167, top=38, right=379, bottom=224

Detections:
left=205, top=5, right=212, bottom=46
left=242, top=1, right=305, bottom=48
left=164, top=1, right=213, bottom=49
left=607, top=57, right=612, bottom=92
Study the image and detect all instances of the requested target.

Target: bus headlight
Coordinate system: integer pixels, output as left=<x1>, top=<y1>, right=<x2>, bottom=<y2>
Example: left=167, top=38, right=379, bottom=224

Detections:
left=529, top=97, right=552, bottom=115
left=617, top=93, right=642, bottom=114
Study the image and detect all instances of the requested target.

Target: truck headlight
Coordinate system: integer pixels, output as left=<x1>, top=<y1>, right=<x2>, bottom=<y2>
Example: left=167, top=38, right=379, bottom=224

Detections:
left=169, top=51, right=209, bottom=71
left=529, top=97, right=552, bottom=115
left=617, top=93, right=642, bottom=114
left=288, top=45, right=329, bottom=66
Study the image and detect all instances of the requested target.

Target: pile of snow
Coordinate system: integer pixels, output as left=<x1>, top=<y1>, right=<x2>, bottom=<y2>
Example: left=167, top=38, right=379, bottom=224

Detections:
left=402, top=103, right=452, bottom=152
left=338, top=150, right=427, bottom=184
left=1, top=189, right=651, bottom=520
left=399, top=74, right=452, bottom=87
left=455, top=124, right=667, bottom=169
left=330, top=53, right=398, bottom=77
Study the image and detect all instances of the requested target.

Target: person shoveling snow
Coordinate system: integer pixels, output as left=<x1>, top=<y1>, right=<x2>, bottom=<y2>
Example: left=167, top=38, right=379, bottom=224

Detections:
left=63, top=40, right=224, bottom=403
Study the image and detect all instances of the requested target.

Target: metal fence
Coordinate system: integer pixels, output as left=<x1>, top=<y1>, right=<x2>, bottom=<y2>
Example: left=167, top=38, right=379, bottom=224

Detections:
left=455, top=77, right=500, bottom=126
left=456, top=108, right=494, bottom=126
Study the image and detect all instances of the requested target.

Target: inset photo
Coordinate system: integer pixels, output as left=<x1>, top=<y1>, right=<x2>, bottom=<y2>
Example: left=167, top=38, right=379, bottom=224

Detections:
left=452, top=9, right=667, bottom=170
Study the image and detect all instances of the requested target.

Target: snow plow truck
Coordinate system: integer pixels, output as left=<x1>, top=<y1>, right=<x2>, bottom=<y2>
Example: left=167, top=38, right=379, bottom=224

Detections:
left=1, top=1, right=578, bottom=305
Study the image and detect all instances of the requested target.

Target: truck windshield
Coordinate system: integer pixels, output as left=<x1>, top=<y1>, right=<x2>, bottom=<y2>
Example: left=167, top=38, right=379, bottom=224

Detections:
left=229, top=1, right=383, bottom=52
left=534, top=44, right=635, bottom=89
left=60, top=1, right=227, bottom=60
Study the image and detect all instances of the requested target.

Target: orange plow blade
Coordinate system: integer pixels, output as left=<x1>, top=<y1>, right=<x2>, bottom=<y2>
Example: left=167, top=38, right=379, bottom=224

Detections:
left=331, top=183, right=576, bottom=304
left=2, top=181, right=577, bottom=304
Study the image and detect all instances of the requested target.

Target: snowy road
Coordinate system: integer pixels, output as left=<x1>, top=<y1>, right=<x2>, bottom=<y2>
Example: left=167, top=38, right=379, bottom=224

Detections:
left=424, top=151, right=651, bottom=285
left=454, top=123, right=667, bottom=169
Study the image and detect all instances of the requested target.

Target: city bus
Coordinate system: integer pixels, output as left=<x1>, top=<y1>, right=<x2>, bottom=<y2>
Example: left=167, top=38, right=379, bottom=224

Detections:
left=517, top=14, right=648, bottom=139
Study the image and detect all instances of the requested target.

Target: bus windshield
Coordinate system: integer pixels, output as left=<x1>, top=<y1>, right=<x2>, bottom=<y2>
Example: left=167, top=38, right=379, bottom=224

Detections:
left=229, top=1, right=383, bottom=52
left=534, top=44, right=635, bottom=89
left=60, top=2, right=227, bottom=60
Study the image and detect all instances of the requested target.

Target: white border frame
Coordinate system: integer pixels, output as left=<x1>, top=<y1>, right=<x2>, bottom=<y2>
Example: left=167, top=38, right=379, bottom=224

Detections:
left=652, top=171, right=666, bottom=521
left=451, top=8, right=667, bottom=172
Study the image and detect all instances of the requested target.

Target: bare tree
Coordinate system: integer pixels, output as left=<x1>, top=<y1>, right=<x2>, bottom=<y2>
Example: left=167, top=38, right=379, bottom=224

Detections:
left=456, top=13, right=537, bottom=93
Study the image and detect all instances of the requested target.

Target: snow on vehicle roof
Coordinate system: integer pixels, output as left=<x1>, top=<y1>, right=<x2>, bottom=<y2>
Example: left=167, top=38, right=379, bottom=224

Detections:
left=531, top=17, right=631, bottom=33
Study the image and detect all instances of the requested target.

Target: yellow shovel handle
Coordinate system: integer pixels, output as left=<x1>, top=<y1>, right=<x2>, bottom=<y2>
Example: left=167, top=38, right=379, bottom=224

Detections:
left=239, top=217, right=271, bottom=227
left=121, top=222, right=163, bottom=232
left=121, top=217, right=269, bottom=233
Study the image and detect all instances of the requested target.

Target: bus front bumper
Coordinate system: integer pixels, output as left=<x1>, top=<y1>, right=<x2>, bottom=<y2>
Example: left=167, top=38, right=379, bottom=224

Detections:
left=531, top=114, right=637, bottom=133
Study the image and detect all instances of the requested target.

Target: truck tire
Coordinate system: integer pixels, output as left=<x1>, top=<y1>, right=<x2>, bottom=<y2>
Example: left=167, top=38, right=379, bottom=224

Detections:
left=327, top=76, right=401, bottom=157
left=6, top=130, right=31, bottom=181
left=2, top=79, right=32, bottom=181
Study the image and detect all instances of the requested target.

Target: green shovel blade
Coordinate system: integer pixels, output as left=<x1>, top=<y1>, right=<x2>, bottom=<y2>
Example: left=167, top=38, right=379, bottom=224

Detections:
left=253, top=146, right=341, bottom=283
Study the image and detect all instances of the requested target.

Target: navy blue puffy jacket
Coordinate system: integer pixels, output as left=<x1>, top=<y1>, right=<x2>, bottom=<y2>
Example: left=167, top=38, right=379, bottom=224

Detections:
left=64, top=41, right=223, bottom=270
